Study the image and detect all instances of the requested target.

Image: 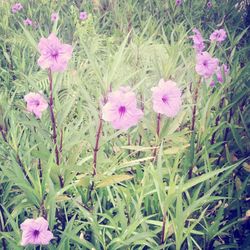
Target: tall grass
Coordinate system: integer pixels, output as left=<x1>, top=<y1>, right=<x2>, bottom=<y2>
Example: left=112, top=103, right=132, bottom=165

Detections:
left=0, top=0, right=249, bottom=249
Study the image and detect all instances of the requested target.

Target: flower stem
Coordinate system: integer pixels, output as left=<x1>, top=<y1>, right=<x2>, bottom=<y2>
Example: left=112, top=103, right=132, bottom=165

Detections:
left=136, top=92, right=144, bottom=158
left=161, top=211, right=167, bottom=244
left=188, top=77, right=202, bottom=179
left=153, top=113, right=161, bottom=159
left=48, top=69, right=64, bottom=188
left=0, top=126, right=7, bottom=143
left=210, top=97, right=225, bottom=147
left=216, top=106, right=234, bottom=165
left=190, top=77, right=202, bottom=132
left=93, top=113, right=103, bottom=177
left=0, top=205, right=7, bottom=250
left=1, top=128, right=32, bottom=184
left=88, top=112, right=103, bottom=203
left=156, top=113, right=161, bottom=137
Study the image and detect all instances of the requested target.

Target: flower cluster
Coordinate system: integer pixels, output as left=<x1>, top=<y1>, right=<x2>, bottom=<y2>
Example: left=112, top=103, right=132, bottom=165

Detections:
left=11, top=4, right=88, bottom=28
left=24, top=34, right=73, bottom=118
left=102, top=80, right=182, bottom=131
left=24, top=31, right=182, bottom=130
left=18, top=2, right=232, bottom=248
left=190, top=28, right=205, bottom=54
left=191, top=27, right=229, bottom=85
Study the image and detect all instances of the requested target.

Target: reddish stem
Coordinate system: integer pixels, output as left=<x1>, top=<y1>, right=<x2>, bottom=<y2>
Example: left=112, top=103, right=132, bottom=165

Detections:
left=136, top=93, right=144, bottom=157
left=93, top=113, right=103, bottom=177
left=156, top=113, right=161, bottom=137
left=210, top=97, right=225, bottom=147
left=88, top=112, right=103, bottom=203
left=127, top=133, right=131, bottom=155
left=153, top=113, right=161, bottom=159
left=48, top=69, right=64, bottom=188
left=59, top=128, right=63, bottom=157
left=189, top=77, right=202, bottom=179
left=191, top=77, right=202, bottom=131
left=216, top=107, right=234, bottom=165
left=0, top=126, right=7, bottom=143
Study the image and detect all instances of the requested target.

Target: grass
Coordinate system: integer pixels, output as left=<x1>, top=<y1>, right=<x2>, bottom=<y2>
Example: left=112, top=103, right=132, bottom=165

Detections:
left=0, top=0, right=250, bottom=249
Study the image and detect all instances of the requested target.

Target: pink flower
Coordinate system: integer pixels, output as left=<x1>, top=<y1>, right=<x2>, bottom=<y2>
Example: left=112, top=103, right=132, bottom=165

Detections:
left=20, top=217, right=53, bottom=246
left=79, top=11, right=88, bottom=21
left=176, top=0, right=182, bottom=6
left=102, top=87, right=143, bottom=130
left=207, top=1, right=212, bottom=8
left=210, top=29, right=227, bottom=43
left=209, top=80, right=215, bottom=87
left=23, top=18, right=32, bottom=26
left=51, top=12, right=59, bottom=22
left=37, top=33, right=73, bottom=72
left=151, top=79, right=182, bottom=117
left=190, top=28, right=205, bottom=53
left=195, top=52, right=219, bottom=78
left=216, top=64, right=229, bottom=83
left=24, top=92, right=48, bottom=119
left=11, top=3, right=23, bottom=13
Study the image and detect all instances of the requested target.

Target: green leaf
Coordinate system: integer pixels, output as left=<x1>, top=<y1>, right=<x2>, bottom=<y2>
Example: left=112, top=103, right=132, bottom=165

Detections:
left=96, top=174, right=133, bottom=188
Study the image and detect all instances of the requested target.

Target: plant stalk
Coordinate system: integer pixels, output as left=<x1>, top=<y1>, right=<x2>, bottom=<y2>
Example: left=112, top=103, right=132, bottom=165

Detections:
left=188, top=77, right=202, bottom=179
left=153, top=113, right=161, bottom=159
left=156, top=113, right=161, bottom=137
left=0, top=205, right=7, bottom=250
left=93, top=113, right=103, bottom=177
left=48, top=69, right=64, bottom=188
left=216, top=107, right=234, bottom=165
left=161, top=211, right=167, bottom=244
left=190, top=77, right=202, bottom=132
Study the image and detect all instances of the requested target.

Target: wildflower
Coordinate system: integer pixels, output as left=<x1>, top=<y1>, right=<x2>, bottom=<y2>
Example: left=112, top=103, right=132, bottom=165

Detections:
left=190, top=28, right=205, bottom=53
left=176, top=0, right=182, bottom=6
left=11, top=3, right=23, bottom=13
left=210, top=29, right=227, bottom=43
left=151, top=79, right=182, bottom=117
left=24, top=92, right=48, bottom=119
left=209, top=80, right=215, bottom=87
left=23, top=18, right=32, bottom=26
left=207, top=1, right=212, bottom=8
left=20, top=217, right=53, bottom=246
left=37, top=33, right=73, bottom=72
left=195, top=52, right=219, bottom=78
left=102, top=87, right=143, bottom=130
left=51, top=12, right=59, bottom=22
left=216, top=64, right=229, bottom=83
left=79, top=11, right=88, bottom=21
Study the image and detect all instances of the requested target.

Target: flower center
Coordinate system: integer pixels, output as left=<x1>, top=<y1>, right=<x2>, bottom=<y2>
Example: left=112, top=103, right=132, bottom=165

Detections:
left=118, top=106, right=126, bottom=117
left=51, top=49, right=59, bottom=58
left=33, top=230, right=40, bottom=238
left=31, top=99, right=40, bottom=107
left=162, top=95, right=168, bottom=104
left=203, top=60, right=208, bottom=67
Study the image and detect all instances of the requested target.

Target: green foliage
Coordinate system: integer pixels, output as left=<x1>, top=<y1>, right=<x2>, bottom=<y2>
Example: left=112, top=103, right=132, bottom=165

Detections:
left=0, top=0, right=250, bottom=249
